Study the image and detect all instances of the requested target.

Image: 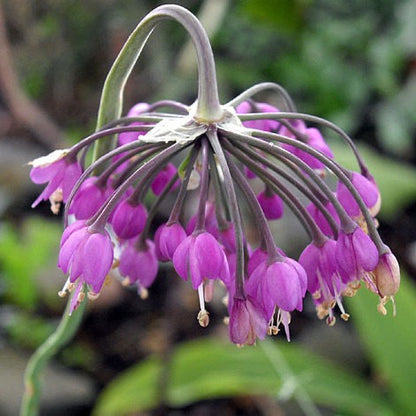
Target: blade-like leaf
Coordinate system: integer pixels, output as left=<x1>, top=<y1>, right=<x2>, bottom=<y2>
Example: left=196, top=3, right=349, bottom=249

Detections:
left=93, top=336, right=394, bottom=416
left=348, top=275, right=416, bottom=414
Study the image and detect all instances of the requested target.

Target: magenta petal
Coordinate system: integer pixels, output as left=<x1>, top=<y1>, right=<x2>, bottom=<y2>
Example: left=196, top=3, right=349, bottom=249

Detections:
left=189, top=238, right=203, bottom=289
left=31, top=171, right=64, bottom=207
left=257, top=191, right=284, bottom=220
left=60, top=220, right=87, bottom=248
left=336, top=172, right=380, bottom=218
left=194, top=232, right=229, bottom=283
left=159, top=223, right=187, bottom=260
left=82, top=232, right=113, bottom=293
left=58, top=228, right=89, bottom=273
left=69, top=177, right=107, bottom=220
left=30, top=159, right=65, bottom=184
left=336, top=228, right=378, bottom=280
left=61, top=161, right=82, bottom=201
left=172, top=236, right=193, bottom=281
left=112, top=200, right=147, bottom=239
left=229, top=298, right=250, bottom=344
left=151, top=163, right=177, bottom=196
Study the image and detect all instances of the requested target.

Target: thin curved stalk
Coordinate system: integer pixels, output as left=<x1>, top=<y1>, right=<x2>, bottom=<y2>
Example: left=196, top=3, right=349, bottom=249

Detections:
left=94, top=4, right=223, bottom=161
left=20, top=292, right=87, bottom=416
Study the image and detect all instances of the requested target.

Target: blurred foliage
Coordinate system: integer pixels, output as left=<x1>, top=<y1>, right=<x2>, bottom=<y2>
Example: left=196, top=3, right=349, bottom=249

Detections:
left=1, top=0, right=415, bottom=414
left=5, top=312, right=56, bottom=349
left=0, top=217, right=60, bottom=309
left=92, top=336, right=395, bottom=416
left=349, top=274, right=416, bottom=415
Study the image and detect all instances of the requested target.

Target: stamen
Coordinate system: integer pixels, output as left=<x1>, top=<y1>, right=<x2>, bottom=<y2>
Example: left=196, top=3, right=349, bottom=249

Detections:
left=87, top=291, right=100, bottom=301
left=197, top=309, right=210, bottom=327
left=58, top=278, right=73, bottom=298
left=197, top=283, right=209, bottom=327
left=138, top=286, right=149, bottom=300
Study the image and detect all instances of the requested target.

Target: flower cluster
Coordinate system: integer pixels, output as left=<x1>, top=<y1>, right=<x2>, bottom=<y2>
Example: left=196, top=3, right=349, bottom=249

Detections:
left=29, top=5, right=400, bottom=346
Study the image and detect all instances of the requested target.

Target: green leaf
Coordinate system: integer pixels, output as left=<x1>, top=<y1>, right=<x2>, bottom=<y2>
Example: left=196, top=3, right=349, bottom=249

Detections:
left=348, top=274, right=416, bottom=414
left=93, top=337, right=394, bottom=416
left=0, top=217, right=61, bottom=308
left=330, top=143, right=416, bottom=219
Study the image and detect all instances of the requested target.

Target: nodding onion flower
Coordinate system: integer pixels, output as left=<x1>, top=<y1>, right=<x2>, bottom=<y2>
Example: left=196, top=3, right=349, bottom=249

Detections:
left=30, top=4, right=399, bottom=345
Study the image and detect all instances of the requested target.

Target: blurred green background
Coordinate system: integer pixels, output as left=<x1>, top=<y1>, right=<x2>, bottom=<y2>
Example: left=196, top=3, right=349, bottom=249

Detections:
left=0, top=1, right=415, bottom=415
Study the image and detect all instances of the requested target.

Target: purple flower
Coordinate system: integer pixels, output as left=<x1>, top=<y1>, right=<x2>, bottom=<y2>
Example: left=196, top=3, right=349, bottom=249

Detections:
left=236, top=101, right=280, bottom=132
left=306, top=199, right=340, bottom=237
left=30, top=150, right=82, bottom=207
left=282, top=127, right=333, bottom=171
left=246, top=257, right=307, bottom=320
left=158, top=222, right=187, bottom=260
left=58, top=223, right=114, bottom=311
left=228, top=297, right=268, bottom=345
left=257, top=190, right=284, bottom=220
left=335, top=227, right=378, bottom=282
left=336, top=172, right=381, bottom=219
left=69, top=177, right=109, bottom=220
left=172, top=231, right=230, bottom=289
left=111, top=199, right=147, bottom=240
left=118, top=102, right=150, bottom=145
left=151, top=163, right=179, bottom=196
left=299, top=239, right=338, bottom=296
left=119, top=239, right=158, bottom=288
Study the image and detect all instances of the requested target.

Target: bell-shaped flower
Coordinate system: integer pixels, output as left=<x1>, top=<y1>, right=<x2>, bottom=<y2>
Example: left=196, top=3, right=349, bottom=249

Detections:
left=30, top=150, right=82, bottom=207
left=117, top=102, right=150, bottom=145
left=236, top=101, right=280, bottom=132
left=228, top=296, right=268, bottom=345
left=257, top=190, right=284, bottom=220
left=281, top=127, right=333, bottom=171
left=158, top=222, right=187, bottom=260
left=299, top=240, right=338, bottom=295
left=111, top=199, right=147, bottom=240
left=119, top=239, right=158, bottom=288
left=247, top=257, right=307, bottom=320
left=336, top=172, right=381, bottom=219
left=69, top=177, right=109, bottom=220
left=172, top=231, right=230, bottom=289
left=58, top=224, right=114, bottom=299
left=335, top=226, right=378, bottom=282
left=151, top=163, right=179, bottom=196
left=306, top=199, right=340, bottom=237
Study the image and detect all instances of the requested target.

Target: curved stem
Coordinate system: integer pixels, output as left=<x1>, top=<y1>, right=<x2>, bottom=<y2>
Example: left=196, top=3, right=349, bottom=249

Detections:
left=238, top=112, right=368, bottom=174
left=168, top=144, right=200, bottom=224
left=20, top=291, right=87, bottom=416
left=223, top=127, right=384, bottom=249
left=224, top=140, right=328, bottom=245
left=225, top=139, right=339, bottom=238
left=194, top=138, right=210, bottom=232
left=94, top=4, right=222, bottom=162
left=227, top=82, right=297, bottom=112
left=206, top=128, right=245, bottom=298
left=225, top=152, right=283, bottom=260
left=221, top=128, right=354, bottom=231
left=88, top=142, right=186, bottom=232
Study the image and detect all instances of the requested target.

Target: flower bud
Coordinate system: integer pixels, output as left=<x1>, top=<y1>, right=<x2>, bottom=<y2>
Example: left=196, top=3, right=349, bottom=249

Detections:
left=374, top=252, right=400, bottom=297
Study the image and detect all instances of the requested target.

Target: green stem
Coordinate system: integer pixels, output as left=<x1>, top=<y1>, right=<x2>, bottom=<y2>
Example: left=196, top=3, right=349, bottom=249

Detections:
left=93, top=4, right=222, bottom=162
left=20, top=292, right=87, bottom=416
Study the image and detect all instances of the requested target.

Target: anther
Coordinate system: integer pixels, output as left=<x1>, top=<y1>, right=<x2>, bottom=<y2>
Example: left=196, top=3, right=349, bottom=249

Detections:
left=197, top=309, right=210, bottom=327
left=88, top=291, right=100, bottom=301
